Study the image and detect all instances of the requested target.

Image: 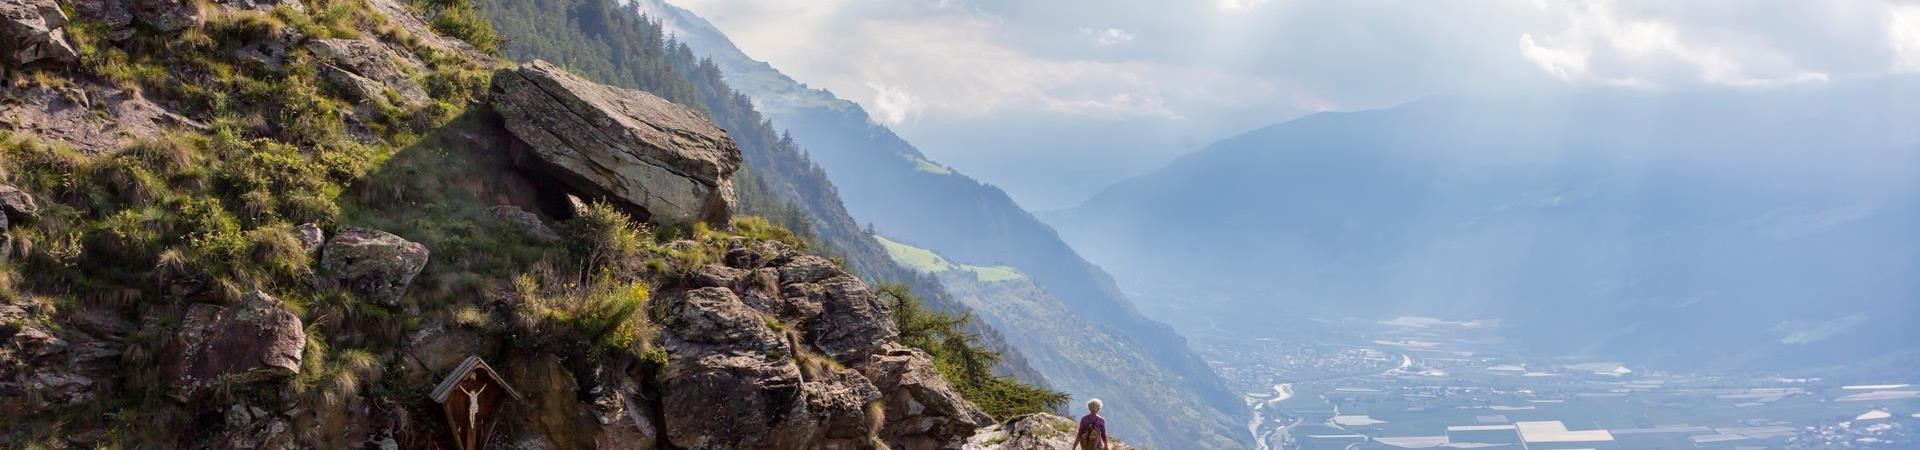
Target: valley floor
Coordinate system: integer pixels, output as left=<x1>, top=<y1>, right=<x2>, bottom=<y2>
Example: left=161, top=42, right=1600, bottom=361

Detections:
left=1178, top=313, right=1919, bottom=450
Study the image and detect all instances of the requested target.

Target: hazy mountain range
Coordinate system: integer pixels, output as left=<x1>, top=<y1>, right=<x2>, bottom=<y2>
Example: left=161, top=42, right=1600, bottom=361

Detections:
left=1045, top=78, right=1920, bottom=373
left=634, top=1, right=1249, bottom=447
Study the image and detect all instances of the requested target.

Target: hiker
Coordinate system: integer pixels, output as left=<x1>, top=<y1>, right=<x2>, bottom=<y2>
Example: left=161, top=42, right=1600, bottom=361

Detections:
left=1069, top=398, right=1108, bottom=450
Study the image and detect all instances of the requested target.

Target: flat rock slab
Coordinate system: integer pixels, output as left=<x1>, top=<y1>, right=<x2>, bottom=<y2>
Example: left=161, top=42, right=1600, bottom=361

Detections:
left=489, top=60, right=741, bottom=227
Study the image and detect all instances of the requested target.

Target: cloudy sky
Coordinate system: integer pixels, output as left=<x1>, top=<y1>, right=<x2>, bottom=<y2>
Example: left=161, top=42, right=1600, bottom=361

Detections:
left=673, top=0, right=1920, bottom=209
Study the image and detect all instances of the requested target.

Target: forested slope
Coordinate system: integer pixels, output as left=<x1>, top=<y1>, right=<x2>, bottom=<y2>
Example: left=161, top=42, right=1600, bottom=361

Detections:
left=476, top=0, right=1052, bottom=394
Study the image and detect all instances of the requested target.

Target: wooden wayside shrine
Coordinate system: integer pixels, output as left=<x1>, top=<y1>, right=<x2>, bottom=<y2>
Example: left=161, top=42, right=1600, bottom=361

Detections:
left=431, top=356, right=523, bottom=450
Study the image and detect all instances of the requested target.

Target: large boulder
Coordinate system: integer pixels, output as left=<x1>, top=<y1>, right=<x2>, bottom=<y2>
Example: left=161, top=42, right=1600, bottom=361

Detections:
left=162, top=291, right=307, bottom=401
left=307, top=38, right=428, bottom=108
left=0, top=0, right=77, bottom=66
left=805, top=275, right=898, bottom=363
left=650, top=238, right=1003, bottom=449
left=490, top=60, right=742, bottom=227
left=756, top=253, right=896, bottom=364
left=863, top=347, right=993, bottom=449
left=319, top=227, right=429, bottom=306
left=657, top=356, right=880, bottom=450
left=655, top=286, right=882, bottom=449
left=0, top=184, right=38, bottom=223
left=131, top=0, right=200, bottom=32
left=658, top=354, right=807, bottom=449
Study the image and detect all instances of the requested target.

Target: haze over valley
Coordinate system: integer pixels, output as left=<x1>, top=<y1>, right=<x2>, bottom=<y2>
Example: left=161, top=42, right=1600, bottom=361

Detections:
left=671, top=1, right=1920, bottom=448
left=2, top=0, right=1915, bottom=448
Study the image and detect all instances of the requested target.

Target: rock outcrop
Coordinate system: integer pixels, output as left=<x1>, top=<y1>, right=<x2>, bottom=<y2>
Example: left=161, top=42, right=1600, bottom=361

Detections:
left=319, top=226, right=429, bottom=306
left=654, top=284, right=873, bottom=449
left=0, top=184, right=32, bottom=247
left=307, top=38, right=428, bottom=108
left=489, top=204, right=561, bottom=242
left=0, top=185, right=35, bottom=221
left=293, top=222, right=325, bottom=258
left=490, top=60, right=742, bottom=227
left=63, top=0, right=207, bottom=41
left=0, top=0, right=77, bottom=66
left=131, top=0, right=200, bottom=32
left=865, top=347, right=994, bottom=448
left=218, top=403, right=297, bottom=450
left=963, top=413, right=1134, bottom=450
left=0, top=297, right=122, bottom=418
left=644, top=237, right=999, bottom=449
left=162, top=291, right=307, bottom=401
left=0, top=84, right=196, bottom=153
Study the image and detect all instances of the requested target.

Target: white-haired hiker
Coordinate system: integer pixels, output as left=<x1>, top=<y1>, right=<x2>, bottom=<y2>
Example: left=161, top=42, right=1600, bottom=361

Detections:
left=1069, top=398, right=1108, bottom=450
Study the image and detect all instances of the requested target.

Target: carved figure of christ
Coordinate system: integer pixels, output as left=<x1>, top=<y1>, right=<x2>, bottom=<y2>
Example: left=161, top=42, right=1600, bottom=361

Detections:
left=461, top=384, right=487, bottom=449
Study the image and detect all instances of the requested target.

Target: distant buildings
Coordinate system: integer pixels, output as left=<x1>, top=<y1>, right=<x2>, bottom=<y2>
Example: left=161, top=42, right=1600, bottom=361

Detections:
left=1516, top=421, right=1614, bottom=449
left=1447, top=424, right=1520, bottom=445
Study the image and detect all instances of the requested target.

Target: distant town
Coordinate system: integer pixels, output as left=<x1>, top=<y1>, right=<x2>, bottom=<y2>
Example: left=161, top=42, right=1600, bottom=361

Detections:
left=1190, top=315, right=1918, bottom=449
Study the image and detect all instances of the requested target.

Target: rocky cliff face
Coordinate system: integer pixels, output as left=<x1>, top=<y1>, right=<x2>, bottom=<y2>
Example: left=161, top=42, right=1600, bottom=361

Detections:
left=0, top=0, right=1008, bottom=448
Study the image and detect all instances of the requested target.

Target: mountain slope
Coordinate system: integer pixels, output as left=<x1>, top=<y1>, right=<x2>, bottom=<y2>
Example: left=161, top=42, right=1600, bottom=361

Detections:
left=877, top=235, right=1247, bottom=449
left=1046, top=82, right=1920, bottom=372
left=0, top=0, right=1053, bottom=446
left=635, top=1, right=1248, bottom=447
left=476, top=0, right=1050, bottom=387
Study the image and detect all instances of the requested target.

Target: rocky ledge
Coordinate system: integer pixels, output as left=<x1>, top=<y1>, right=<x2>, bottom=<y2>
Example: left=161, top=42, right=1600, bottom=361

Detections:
left=473, top=237, right=995, bottom=450
left=964, top=413, right=1136, bottom=450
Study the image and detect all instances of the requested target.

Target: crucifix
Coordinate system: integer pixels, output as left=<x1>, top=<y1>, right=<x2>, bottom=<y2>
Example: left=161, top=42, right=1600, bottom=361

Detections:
left=431, top=356, right=522, bottom=450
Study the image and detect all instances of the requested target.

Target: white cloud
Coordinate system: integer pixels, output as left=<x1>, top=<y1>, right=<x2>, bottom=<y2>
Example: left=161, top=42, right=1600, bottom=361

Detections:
left=1518, top=33, right=1589, bottom=82
left=866, top=82, right=919, bottom=125
left=1519, top=0, right=1830, bottom=88
left=1081, top=27, right=1136, bottom=46
left=672, top=3, right=1292, bottom=123
left=669, top=0, right=1920, bottom=209
left=1216, top=0, right=1270, bottom=12
left=1895, top=6, right=1920, bottom=72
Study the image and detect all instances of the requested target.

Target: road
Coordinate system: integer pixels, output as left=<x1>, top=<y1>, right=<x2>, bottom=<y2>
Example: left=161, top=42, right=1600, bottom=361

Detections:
left=1247, top=352, right=1414, bottom=450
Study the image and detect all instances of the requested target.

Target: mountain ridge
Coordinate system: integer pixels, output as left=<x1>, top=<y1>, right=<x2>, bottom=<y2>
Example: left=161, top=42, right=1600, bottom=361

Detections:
left=1047, top=80, right=1920, bottom=372
left=634, top=1, right=1250, bottom=447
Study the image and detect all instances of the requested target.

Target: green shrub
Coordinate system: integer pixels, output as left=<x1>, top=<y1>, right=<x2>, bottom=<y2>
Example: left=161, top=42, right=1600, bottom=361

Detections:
left=731, top=216, right=805, bottom=249
left=413, top=0, right=500, bottom=53
left=565, top=201, right=646, bottom=272
left=883, top=284, right=1068, bottom=419
left=205, top=9, right=288, bottom=46
left=245, top=224, right=311, bottom=278
left=511, top=270, right=655, bottom=359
